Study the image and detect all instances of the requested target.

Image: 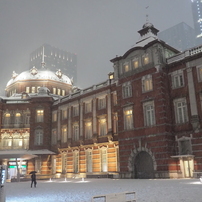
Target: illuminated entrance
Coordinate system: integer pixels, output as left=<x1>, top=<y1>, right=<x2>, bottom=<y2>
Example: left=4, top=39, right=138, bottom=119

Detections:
left=8, top=161, right=27, bottom=179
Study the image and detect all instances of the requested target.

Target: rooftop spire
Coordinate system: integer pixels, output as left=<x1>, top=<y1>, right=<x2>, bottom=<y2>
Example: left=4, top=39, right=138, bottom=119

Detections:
left=41, top=46, right=46, bottom=68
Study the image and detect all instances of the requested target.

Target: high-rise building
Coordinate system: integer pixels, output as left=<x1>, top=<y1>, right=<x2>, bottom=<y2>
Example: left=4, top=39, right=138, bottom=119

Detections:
left=29, top=44, right=77, bottom=85
left=158, top=22, right=196, bottom=51
left=191, top=0, right=202, bottom=45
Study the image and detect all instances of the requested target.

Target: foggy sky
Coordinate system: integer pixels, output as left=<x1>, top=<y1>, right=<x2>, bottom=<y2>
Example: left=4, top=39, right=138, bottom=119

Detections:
left=0, top=0, right=193, bottom=95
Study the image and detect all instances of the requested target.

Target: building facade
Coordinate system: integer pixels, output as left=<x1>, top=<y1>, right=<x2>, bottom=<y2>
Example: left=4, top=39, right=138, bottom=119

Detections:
left=29, top=44, right=77, bottom=85
left=1, top=22, right=202, bottom=180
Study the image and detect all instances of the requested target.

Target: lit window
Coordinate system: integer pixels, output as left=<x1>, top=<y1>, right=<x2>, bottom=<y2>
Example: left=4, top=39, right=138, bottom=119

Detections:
left=171, top=70, right=184, bottom=89
left=15, top=113, right=21, bottom=124
left=143, top=101, right=156, bottom=127
left=124, top=107, right=133, bottom=130
left=174, top=98, right=188, bottom=124
left=99, top=118, right=107, bottom=136
left=61, top=126, right=67, bottom=143
left=142, top=74, right=153, bottom=92
left=142, top=54, right=149, bottom=65
left=57, top=89, right=61, bottom=95
left=36, top=109, right=44, bottom=122
left=133, top=57, right=139, bottom=68
left=85, top=121, right=92, bottom=139
left=62, top=90, right=65, bottom=96
left=4, top=113, right=11, bottom=125
left=100, top=149, right=108, bottom=172
left=85, top=102, right=92, bottom=113
left=53, top=88, right=56, bottom=94
left=26, top=87, right=30, bottom=93
left=32, top=87, right=36, bottom=93
left=123, top=62, right=129, bottom=72
left=122, top=82, right=132, bottom=98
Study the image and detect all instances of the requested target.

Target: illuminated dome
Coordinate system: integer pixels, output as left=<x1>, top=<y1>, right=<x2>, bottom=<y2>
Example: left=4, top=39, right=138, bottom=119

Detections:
left=6, top=67, right=72, bottom=87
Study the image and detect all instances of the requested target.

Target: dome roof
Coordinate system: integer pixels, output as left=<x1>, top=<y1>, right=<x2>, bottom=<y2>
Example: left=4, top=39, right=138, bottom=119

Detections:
left=6, top=67, right=73, bottom=87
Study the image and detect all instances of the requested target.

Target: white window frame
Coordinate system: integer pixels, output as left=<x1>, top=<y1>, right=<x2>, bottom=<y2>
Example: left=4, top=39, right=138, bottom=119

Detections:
left=143, top=101, right=156, bottom=127
left=85, top=121, right=92, bottom=139
left=123, top=107, right=133, bottom=130
left=61, top=125, right=68, bottom=143
left=171, top=70, right=184, bottom=89
left=142, top=74, right=153, bottom=92
left=73, top=123, right=79, bottom=141
left=173, top=98, right=188, bottom=124
left=122, top=82, right=132, bottom=98
left=99, top=118, right=107, bottom=136
left=34, top=129, right=43, bottom=145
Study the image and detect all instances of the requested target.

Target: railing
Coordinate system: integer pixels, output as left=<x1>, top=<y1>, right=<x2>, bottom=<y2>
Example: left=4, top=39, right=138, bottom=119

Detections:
left=167, top=44, right=202, bottom=64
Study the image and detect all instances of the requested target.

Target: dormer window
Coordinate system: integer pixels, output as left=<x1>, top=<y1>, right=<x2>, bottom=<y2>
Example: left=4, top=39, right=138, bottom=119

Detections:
left=123, top=62, right=129, bottom=72
left=142, top=54, right=149, bottom=65
left=56, top=69, right=62, bottom=78
left=133, top=57, right=139, bottom=69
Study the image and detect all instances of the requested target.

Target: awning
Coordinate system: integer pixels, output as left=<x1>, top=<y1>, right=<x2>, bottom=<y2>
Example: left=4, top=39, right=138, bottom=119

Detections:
left=0, top=149, right=56, bottom=160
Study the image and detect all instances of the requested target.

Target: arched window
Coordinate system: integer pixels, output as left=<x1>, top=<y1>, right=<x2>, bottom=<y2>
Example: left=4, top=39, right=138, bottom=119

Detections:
left=4, top=113, right=11, bottom=125
left=15, top=113, right=21, bottom=124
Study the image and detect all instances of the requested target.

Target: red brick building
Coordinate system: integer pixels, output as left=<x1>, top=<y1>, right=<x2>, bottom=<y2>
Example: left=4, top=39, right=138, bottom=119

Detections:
left=0, top=22, right=202, bottom=180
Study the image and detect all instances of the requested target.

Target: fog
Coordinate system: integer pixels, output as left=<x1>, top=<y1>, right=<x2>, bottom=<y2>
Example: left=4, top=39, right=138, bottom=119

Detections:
left=0, top=0, right=193, bottom=95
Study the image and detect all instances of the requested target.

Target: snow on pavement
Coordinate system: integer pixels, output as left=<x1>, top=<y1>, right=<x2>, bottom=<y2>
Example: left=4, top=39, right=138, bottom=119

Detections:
left=4, top=178, right=202, bottom=202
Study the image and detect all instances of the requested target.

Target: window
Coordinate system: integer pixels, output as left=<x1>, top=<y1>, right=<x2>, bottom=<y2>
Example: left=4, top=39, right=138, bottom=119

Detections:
left=85, top=102, right=92, bottom=113
left=142, top=53, right=149, bottom=65
left=100, top=149, right=107, bottom=172
left=73, top=106, right=79, bottom=116
left=98, top=97, right=106, bottom=109
left=113, top=113, right=118, bottom=135
left=124, top=107, right=133, bottom=130
left=73, top=124, right=79, bottom=141
left=62, top=109, right=67, bottom=120
left=52, top=112, right=57, bottom=122
left=133, top=57, right=139, bottom=68
left=171, top=70, right=184, bottom=89
left=99, top=118, right=107, bottom=136
left=53, top=88, right=56, bottom=94
left=4, top=113, right=11, bottom=125
left=197, top=65, right=202, bottom=81
left=34, top=129, right=43, bottom=145
left=61, top=125, right=67, bottom=143
left=36, top=109, right=44, bottom=122
left=73, top=152, right=79, bottom=173
left=51, top=129, right=57, bottom=145
left=85, top=121, right=92, bottom=139
left=113, top=93, right=117, bottom=105
left=24, top=112, right=30, bottom=125
left=143, top=101, right=156, bottom=126
left=31, top=87, right=36, bottom=93
left=26, top=87, right=30, bottom=93
left=178, top=138, right=192, bottom=155
left=86, top=150, right=92, bottom=172
left=62, top=90, right=65, bottom=96
left=123, top=62, right=129, bottom=72
left=174, top=98, right=188, bottom=124
left=122, top=82, right=132, bottom=98
left=15, top=113, right=21, bottom=124
left=57, top=89, right=61, bottom=95
left=142, top=74, right=153, bottom=92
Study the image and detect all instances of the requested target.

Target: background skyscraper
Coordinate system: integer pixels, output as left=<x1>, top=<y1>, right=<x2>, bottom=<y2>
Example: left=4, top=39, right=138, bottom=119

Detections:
left=191, top=0, right=202, bottom=45
left=30, top=44, right=77, bottom=85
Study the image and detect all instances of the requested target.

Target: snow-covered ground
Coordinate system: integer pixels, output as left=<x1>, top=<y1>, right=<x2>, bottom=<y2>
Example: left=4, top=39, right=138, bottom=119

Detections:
left=3, top=178, right=202, bottom=202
